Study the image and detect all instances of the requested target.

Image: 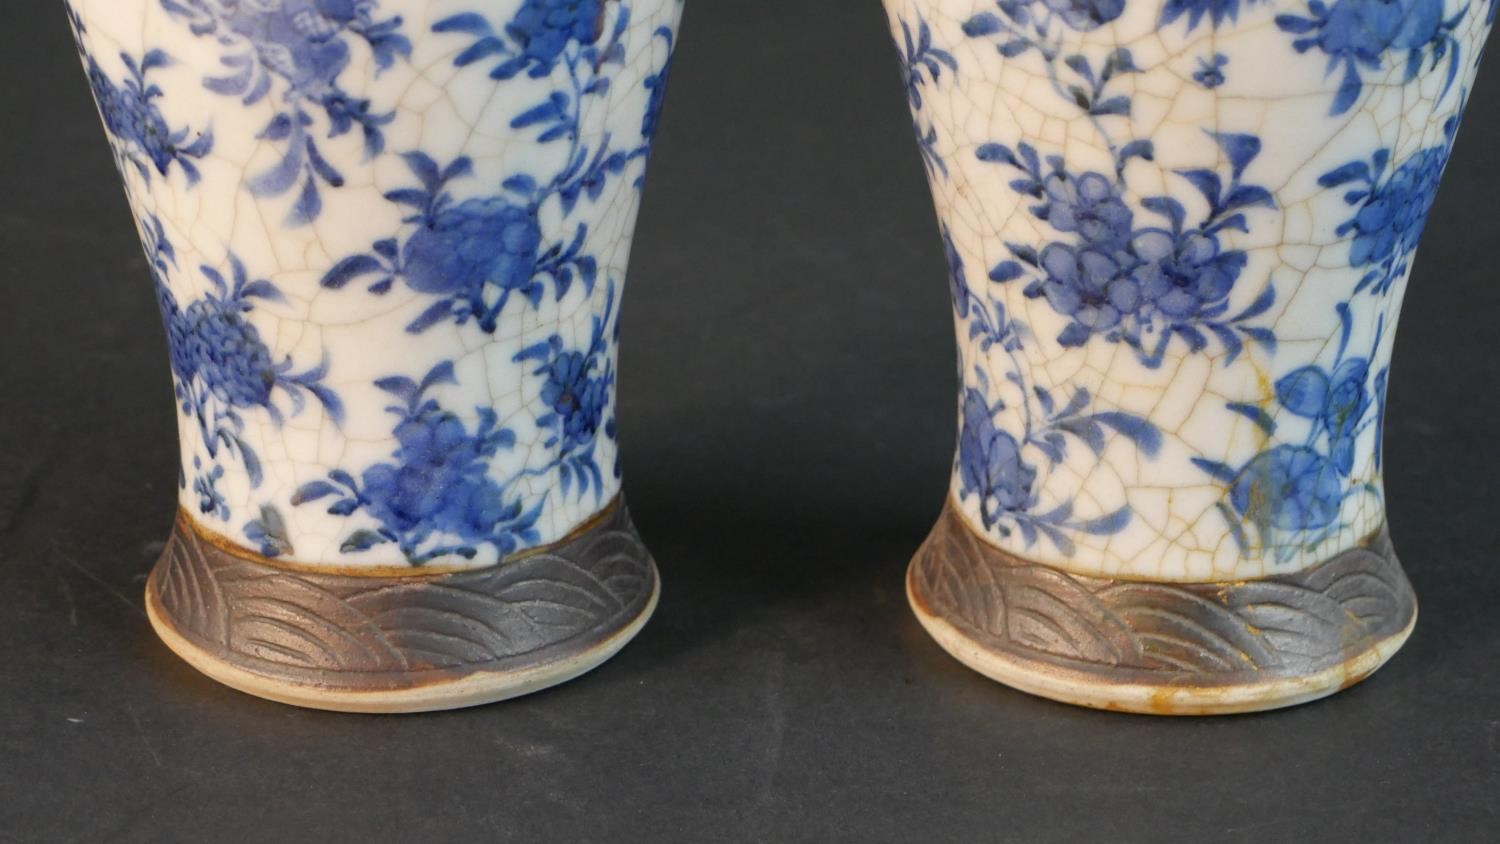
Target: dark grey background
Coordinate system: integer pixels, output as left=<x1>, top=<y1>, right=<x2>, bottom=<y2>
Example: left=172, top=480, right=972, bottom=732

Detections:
left=2, top=2, right=1497, bottom=841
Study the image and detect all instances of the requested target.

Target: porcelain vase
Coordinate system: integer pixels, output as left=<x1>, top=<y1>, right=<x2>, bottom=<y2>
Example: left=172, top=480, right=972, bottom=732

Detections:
left=69, top=0, right=682, bottom=712
left=884, top=0, right=1491, bottom=713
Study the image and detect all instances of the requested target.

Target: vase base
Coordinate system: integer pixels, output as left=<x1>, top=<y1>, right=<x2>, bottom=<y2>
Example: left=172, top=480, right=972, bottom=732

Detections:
left=907, top=503, right=1417, bottom=715
left=145, top=498, right=659, bottom=713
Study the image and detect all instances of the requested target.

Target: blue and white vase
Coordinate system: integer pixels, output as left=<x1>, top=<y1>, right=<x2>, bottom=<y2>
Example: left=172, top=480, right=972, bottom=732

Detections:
left=69, top=0, right=683, bottom=712
left=886, top=0, right=1491, bottom=713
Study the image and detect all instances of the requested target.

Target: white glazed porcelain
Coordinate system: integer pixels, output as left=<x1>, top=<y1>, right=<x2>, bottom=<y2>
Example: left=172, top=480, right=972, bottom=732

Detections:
left=71, top=0, right=681, bottom=570
left=887, top=0, right=1490, bottom=582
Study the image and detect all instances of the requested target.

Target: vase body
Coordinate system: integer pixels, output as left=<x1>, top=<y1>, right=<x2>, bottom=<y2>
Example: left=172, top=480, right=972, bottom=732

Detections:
left=69, top=0, right=683, bottom=712
left=884, top=0, right=1490, bottom=712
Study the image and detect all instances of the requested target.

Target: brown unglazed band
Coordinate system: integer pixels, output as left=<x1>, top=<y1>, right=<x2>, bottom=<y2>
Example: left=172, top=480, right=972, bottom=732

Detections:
left=907, top=502, right=1417, bottom=715
left=146, top=497, right=659, bottom=713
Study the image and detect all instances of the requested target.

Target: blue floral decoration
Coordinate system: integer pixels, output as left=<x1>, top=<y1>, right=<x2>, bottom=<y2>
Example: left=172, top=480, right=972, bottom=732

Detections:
left=981, top=133, right=1277, bottom=367
left=158, top=0, right=412, bottom=225
left=68, top=9, right=213, bottom=186
left=322, top=6, right=666, bottom=334
left=1193, top=304, right=1388, bottom=555
left=1193, top=53, right=1229, bottom=88
left=950, top=235, right=1162, bottom=553
left=1275, top=0, right=1465, bottom=115
left=295, top=283, right=621, bottom=564
left=153, top=233, right=343, bottom=496
left=1320, top=116, right=1459, bottom=296
left=894, top=14, right=957, bottom=179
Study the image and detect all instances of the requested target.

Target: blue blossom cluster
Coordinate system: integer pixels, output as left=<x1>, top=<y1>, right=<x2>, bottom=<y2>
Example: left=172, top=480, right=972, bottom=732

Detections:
left=69, top=14, right=213, bottom=187
left=160, top=0, right=412, bottom=224
left=1194, top=306, right=1387, bottom=553
left=325, top=6, right=660, bottom=335
left=296, top=282, right=621, bottom=564
left=1321, top=129, right=1456, bottom=296
left=980, top=134, right=1277, bottom=367
left=1276, top=0, right=1464, bottom=114
left=294, top=362, right=543, bottom=564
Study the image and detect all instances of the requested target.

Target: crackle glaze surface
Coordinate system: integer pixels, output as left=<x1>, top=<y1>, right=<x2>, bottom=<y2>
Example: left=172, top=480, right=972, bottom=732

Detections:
left=885, top=0, right=1491, bottom=580
left=70, top=0, right=682, bottom=568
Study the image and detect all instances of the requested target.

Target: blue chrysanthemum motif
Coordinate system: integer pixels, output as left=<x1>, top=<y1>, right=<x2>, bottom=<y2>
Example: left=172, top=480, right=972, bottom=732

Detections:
left=68, top=11, right=213, bottom=186
left=158, top=0, right=412, bottom=224
left=130, top=213, right=342, bottom=545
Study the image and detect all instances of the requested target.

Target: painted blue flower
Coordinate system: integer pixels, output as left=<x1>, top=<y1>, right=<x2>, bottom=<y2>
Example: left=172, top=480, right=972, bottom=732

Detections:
left=981, top=134, right=1276, bottom=365
left=1276, top=0, right=1463, bottom=115
left=1035, top=243, right=1139, bottom=346
left=1195, top=305, right=1387, bottom=554
left=1228, top=445, right=1344, bottom=532
left=1130, top=228, right=1243, bottom=321
left=74, top=41, right=213, bottom=185
left=160, top=0, right=411, bottom=223
left=1322, top=140, right=1452, bottom=295
left=1038, top=170, right=1135, bottom=252
left=958, top=387, right=1038, bottom=526
left=294, top=362, right=544, bottom=564
left=505, top=0, right=606, bottom=78
left=1161, top=0, right=1257, bottom=31
left=1192, top=53, right=1229, bottom=88
left=403, top=198, right=542, bottom=301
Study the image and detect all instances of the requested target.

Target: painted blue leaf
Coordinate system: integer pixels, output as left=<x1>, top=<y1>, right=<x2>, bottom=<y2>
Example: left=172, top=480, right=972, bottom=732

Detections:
left=292, top=481, right=341, bottom=505
left=1214, top=132, right=1261, bottom=175
left=962, top=13, right=1004, bottom=36
left=1092, top=412, right=1162, bottom=457
left=1192, top=457, right=1238, bottom=483
left=432, top=13, right=494, bottom=36
left=322, top=255, right=382, bottom=289
left=1319, top=160, right=1370, bottom=188
left=340, top=530, right=389, bottom=553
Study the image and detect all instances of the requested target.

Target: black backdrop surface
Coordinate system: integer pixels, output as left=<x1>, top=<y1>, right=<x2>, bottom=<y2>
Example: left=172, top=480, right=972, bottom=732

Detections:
left=2, top=3, right=1497, bottom=841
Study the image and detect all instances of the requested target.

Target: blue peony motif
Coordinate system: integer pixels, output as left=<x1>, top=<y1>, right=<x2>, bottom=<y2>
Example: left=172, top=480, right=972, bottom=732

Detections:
left=159, top=0, right=412, bottom=224
left=1275, top=0, right=1464, bottom=115
left=68, top=12, right=214, bottom=187
left=1321, top=130, right=1455, bottom=296
left=515, top=282, right=622, bottom=495
left=958, top=387, right=1038, bottom=524
left=1194, top=305, right=1388, bottom=555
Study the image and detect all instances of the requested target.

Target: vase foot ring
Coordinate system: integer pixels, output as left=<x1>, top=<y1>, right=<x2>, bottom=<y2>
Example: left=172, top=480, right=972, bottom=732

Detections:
left=907, top=504, right=1417, bottom=715
left=145, top=498, right=659, bottom=714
